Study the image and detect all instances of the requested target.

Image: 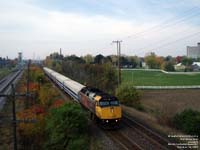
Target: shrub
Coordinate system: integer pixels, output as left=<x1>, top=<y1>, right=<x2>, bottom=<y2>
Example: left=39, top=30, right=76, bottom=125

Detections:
left=162, top=61, right=175, bottom=71
left=44, top=103, right=89, bottom=150
left=115, top=84, right=142, bottom=109
left=39, top=84, right=60, bottom=107
left=172, top=109, right=200, bottom=136
left=67, top=135, right=89, bottom=150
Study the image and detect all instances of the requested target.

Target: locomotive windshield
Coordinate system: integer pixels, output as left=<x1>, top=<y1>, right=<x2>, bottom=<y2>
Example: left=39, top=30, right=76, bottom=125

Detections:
left=110, top=101, right=119, bottom=106
left=99, top=100, right=119, bottom=107
left=99, top=101, right=110, bottom=107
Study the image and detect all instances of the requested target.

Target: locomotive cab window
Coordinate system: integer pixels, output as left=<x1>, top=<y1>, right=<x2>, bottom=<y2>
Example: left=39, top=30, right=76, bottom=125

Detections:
left=99, top=101, right=110, bottom=107
left=99, top=100, right=119, bottom=107
left=110, top=101, right=119, bottom=106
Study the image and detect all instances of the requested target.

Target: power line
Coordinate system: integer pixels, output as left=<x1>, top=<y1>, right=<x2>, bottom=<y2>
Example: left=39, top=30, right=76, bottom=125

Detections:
left=149, top=31, right=200, bottom=51
left=108, top=7, right=200, bottom=57
left=78, top=6, right=200, bottom=57
left=133, top=24, right=200, bottom=54
left=122, top=6, right=200, bottom=40
left=134, top=31, right=200, bottom=55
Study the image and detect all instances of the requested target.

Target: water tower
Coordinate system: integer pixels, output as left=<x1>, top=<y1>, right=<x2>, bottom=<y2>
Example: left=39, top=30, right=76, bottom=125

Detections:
left=18, top=52, right=22, bottom=64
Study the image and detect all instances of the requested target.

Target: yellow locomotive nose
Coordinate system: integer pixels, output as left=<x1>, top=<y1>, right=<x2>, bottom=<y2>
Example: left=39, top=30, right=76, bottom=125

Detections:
left=96, top=106, right=122, bottom=120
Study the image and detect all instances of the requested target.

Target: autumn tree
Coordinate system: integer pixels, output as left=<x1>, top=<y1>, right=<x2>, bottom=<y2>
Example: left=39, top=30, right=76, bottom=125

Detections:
left=83, top=54, right=94, bottom=64
left=17, top=105, right=46, bottom=149
left=44, top=103, right=89, bottom=150
left=39, top=84, right=60, bottom=108
left=62, top=58, right=117, bottom=93
left=176, top=56, right=182, bottom=63
left=144, top=52, right=164, bottom=69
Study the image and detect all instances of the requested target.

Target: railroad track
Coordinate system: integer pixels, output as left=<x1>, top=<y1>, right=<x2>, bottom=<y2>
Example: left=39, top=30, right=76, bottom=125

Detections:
left=105, top=129, right=143, bottom=150
left=102, top=113, right=179, bottom=150
left=120, top=114, right=178, bottom=150
left=0, top=69, right=23, bottom=110
left=0, top=78, right=6, bottom=85
left=0, top=70, right=22, bottom=93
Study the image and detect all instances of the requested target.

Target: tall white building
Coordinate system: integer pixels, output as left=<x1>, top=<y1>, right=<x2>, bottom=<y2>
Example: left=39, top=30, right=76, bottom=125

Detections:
left=187, top=43, right=200, bottom=58
left=18, top=52, right=22, bottom=63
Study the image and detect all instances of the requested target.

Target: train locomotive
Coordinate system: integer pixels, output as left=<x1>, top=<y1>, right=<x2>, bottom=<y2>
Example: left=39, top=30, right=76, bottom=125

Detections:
left=43, top=67, right=122, bottom=127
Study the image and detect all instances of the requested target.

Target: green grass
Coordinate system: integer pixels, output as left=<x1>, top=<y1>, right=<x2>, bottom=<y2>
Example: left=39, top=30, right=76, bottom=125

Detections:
left=122, top=70, right=200, bottom=86
left=0, top=68, right=11, bottom=80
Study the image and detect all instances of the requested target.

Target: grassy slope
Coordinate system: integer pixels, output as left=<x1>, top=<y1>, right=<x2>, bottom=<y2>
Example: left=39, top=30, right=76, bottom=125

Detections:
left=0, top=68, right=11, bottom=80
left=122, top=70, right=200, bottom=86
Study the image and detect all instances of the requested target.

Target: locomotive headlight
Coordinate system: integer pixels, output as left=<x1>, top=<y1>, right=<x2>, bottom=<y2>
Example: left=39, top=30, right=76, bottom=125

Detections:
left=106, top=120, right=109, bottom=123
left=115, top=119, right=118, bottom=122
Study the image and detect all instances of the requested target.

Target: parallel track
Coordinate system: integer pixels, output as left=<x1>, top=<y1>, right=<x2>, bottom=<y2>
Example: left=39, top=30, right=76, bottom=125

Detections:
left=0, top=69, right=23, bottom=110
left=122, top=114, right=178, bottom=150
left=106, top=130, right=143, bottom=150
left=104, top=115, right=177, bottom=150
left=0, top=70, right=22, bottom=93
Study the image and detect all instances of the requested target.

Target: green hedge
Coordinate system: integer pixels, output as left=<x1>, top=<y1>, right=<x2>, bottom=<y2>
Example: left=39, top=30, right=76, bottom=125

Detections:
left=172, top=109, right=200, bottom=136
left=115, top=84, right=143, bottom=110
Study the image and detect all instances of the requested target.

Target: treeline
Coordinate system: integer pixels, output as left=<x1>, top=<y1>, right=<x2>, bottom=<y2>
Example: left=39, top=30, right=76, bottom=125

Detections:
left=0, top=57, right=17, bottom=68
left=44, top=52, right=200, bottom=93
left=46, top=52, right=200, bottom=72
left=45, top=53, right=118, bottom=93
left=144, top=53, right=199, bottom=71
left=46, top=52, right=141, bottom=68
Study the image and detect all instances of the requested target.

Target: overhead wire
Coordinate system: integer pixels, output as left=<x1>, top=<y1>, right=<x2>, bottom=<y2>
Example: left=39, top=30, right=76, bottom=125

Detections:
left=134, top=31, right=200, bottom=56
left=102, top=6, right=200, bottom=56
left=122, top=6, right=200, bottom=40
left=131, top=21, right=200, bottom=53
left=119, top=6, right=200, bottom=56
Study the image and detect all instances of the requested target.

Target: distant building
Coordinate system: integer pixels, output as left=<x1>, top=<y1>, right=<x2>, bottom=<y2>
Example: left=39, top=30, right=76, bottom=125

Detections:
left=174, top=63, right=186, bottom=71
left=142, top=62, right=148, bottom=69
left=18, top=52, right=22, bottom=63
left=187, top=43, right=200, bottom=58
left=192, top=62, right=200, bottom=71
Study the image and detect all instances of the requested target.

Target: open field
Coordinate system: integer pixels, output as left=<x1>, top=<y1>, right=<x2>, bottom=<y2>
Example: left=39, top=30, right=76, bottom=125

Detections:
left=140, top=89, right=200, bottom=117
left=122, top=89, right=200, bottom=140
left=122, top=70, right=200, bottom=86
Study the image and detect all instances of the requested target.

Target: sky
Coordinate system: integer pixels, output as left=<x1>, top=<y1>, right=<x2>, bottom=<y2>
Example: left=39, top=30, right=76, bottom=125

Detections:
left=0, top=0, right=200, bottom=59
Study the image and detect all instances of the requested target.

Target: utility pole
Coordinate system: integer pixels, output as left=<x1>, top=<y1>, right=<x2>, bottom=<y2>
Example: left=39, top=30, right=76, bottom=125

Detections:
left=0, top=85, right=34, bottom=150
left=26, top=60, right=30, bottom=108
left=0, top=70, right=36, bottom=150
left=60, top=48, right=63, bottom=71
left=112, top=40, right=122, bottom=86
left=11, top=84, right=17, bottom=150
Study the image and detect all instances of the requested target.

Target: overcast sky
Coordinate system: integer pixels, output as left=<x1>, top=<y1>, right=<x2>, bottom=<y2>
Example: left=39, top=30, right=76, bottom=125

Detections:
left=0, top=0, right=200, bottom=59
